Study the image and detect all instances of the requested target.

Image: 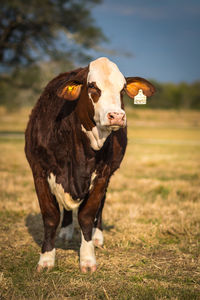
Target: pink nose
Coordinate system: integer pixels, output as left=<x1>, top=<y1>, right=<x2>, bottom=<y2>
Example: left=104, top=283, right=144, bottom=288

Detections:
left=107, top=112, right=126, bottom=126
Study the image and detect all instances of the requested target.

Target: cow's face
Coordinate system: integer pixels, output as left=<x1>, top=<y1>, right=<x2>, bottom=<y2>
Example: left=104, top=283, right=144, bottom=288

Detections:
left=57, top=57, right=155, bottom=150
left=87, top=58, right=126, bottom=131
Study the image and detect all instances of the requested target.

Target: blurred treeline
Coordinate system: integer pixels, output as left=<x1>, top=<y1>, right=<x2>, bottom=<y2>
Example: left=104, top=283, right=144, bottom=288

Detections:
left=0, top=0, right=105, bottom=110
left=1, top=65, right=200, bottom=110
left=0, top=62, right=74, bottom=109
left=0, top=0, right=200, bottom=110
left=125, top=80, right=200, bottom=110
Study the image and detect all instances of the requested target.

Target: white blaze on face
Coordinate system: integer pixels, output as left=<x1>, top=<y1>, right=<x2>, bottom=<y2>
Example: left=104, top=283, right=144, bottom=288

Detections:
left=87, top=57, right=126, bottom=128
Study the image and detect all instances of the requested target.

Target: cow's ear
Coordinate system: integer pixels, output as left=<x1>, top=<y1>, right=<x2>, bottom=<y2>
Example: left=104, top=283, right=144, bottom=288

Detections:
left=125, top=77, right=156, bottom=98
left=57, top=82, right=83, bottom=101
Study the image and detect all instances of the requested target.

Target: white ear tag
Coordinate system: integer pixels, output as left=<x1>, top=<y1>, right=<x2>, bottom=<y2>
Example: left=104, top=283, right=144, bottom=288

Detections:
left=134, top=89, right=147, bottom=105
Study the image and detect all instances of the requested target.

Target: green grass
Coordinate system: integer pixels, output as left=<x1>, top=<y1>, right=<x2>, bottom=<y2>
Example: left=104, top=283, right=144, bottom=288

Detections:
left=0, top=108, right=200, bottom=299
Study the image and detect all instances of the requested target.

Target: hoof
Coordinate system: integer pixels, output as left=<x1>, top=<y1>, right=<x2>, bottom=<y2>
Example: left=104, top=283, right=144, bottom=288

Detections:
left=92, top=228, right=104, bottom=248
left=37, top=248, right=55, bottom=272
left=37, top=263, right=53, bottom=272
left=80, top=260, right=97, bottom=273
left=93, top=238, right=103, bottom=248
left=80, top=233, right=97, bottom=273
left=59, top=224, right=74, bottom=241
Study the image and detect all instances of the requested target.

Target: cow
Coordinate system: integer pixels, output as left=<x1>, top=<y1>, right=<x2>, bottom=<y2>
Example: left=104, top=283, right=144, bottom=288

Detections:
left=25, top=57, right=155, bottom=273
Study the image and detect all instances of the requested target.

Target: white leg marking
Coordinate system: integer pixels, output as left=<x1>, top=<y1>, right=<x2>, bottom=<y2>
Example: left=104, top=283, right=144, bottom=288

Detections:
left=80, top=231, right=96, bottom=273
left=37, top=248, right=55, bottom=271
left=92, top=228, right=104, bottom=247
left=59, top=223, right=74, bottom=241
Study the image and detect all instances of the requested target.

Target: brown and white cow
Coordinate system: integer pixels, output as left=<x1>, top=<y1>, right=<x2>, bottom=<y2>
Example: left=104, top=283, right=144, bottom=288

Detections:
left=25, top=57, right=155, bottom=273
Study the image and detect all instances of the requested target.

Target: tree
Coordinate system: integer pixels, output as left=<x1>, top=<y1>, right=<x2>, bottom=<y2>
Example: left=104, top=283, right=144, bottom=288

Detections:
left=0, top=0, right=106, bottom=71
left=0, top=0, right=106, bottom=109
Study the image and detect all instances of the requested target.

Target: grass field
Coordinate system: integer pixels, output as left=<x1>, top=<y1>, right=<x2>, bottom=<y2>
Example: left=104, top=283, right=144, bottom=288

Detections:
left=0, top=107, right=200, bottom=299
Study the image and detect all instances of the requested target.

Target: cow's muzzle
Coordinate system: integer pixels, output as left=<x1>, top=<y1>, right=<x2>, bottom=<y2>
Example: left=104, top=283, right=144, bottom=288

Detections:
left=107, top=111, right=126, bottom=130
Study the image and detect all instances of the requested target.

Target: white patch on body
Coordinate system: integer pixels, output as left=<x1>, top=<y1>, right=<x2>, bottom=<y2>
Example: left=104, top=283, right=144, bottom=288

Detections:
left=48, top=173, right=83, bottom=210
left=80, top=231, right=96, bottom=273
left=92, top=228, right=104, bottom=247
left=38, top=248, right=55, bottom=269
left=81, top=124, right=110, bottom=151
left=59, top=223, right=74, bottom=241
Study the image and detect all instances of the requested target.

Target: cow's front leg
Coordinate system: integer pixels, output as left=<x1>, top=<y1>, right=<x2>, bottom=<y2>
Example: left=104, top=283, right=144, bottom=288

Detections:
left=34, top=177, right=60, bottom=272
left=78, top=177, right=108, bottom=273
left=92, top=195, right=105, bottom=248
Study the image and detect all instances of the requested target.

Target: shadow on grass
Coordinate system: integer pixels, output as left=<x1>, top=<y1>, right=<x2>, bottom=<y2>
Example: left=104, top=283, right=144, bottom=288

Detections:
left=25, top=213, right=80, bottom=252
left=103, top=223, right=114, bottom=231
left=25, top=213, right=114, bottom=252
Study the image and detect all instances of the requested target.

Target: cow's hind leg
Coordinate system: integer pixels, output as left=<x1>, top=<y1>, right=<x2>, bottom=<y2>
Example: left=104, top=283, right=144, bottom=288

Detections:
left=34, top=177, right=60, bottom=271
left=59, top=209, right=74, bottom=241
left=92, top=195, right=105, bottom=248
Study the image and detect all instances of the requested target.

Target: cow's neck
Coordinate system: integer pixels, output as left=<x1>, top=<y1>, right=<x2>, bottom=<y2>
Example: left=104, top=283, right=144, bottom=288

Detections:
left=81, top=125, right=111, bottom=151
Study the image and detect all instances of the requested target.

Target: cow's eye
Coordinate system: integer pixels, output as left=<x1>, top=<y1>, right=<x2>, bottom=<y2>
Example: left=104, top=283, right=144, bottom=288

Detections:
left=88, top=83, right=101, bottom=102
left=121, top=88, right=125, bottom=95
left=88, top=83, right=95, bottom=89
left=120, top=84, right=127, bottom=94
left=88, top=83, right=101, bottom=96
left=123, top=84, right=127, bottom=91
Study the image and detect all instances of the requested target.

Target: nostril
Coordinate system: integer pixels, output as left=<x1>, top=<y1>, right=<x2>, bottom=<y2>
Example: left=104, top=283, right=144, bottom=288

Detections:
left=107, top=113, right=115, bottom=120
left=107, top=112, right=126, bottom=122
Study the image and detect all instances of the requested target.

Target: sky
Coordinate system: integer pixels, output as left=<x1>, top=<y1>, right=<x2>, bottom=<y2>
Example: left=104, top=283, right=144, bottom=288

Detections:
left=91, top=0, right=200, bottom=83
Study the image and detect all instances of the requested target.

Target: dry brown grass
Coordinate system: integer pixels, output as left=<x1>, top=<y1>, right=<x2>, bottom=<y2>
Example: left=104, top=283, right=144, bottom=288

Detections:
left=0, top=108, right=200, bottom=299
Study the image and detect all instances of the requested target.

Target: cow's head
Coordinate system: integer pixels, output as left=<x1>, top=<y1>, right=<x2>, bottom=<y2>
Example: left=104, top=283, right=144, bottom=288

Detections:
left=57, top=57, right=155, bottom=150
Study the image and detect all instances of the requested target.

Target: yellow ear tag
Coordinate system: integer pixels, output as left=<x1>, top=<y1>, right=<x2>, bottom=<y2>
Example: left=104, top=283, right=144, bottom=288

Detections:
left=134, top=89, right=147, bottom=105
left=67, top=86, right=74, bottom=92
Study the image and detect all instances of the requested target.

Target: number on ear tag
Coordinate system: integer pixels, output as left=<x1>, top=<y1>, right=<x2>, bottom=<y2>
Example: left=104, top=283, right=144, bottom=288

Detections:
left=134, top=89, right=147, bottom=105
